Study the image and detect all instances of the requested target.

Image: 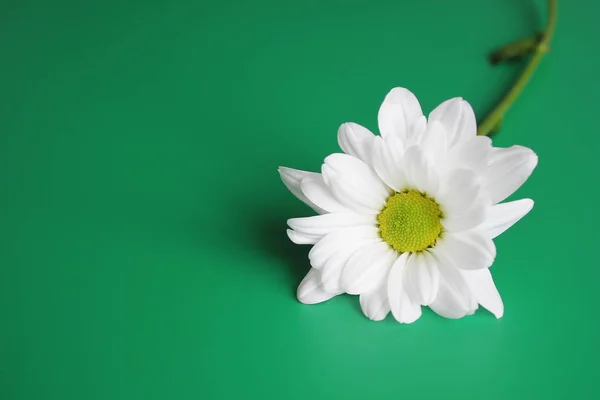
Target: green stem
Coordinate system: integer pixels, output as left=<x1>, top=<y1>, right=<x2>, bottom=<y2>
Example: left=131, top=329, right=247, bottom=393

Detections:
left=489, top=33, right=542, bottom=65
left=477, top=0, right=557, bottom=136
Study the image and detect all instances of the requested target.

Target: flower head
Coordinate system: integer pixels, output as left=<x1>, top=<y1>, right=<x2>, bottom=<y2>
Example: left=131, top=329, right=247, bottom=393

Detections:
left=279, top=88, right=537, bottom=323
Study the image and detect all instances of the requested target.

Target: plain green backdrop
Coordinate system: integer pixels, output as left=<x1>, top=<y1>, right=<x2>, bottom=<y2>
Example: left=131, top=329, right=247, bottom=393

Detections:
left=1, top=0, right=598, bottom=399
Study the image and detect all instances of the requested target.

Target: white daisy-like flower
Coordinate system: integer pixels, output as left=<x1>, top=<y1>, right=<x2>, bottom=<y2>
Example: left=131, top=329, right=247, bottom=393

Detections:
left=279, top=87, right=538, bottom=323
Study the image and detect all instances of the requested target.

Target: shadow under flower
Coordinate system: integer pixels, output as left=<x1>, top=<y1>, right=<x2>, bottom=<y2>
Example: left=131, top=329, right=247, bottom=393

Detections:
left=239, top=201, right=314, bottom=300
left=233, top=199, right=368, bottom=318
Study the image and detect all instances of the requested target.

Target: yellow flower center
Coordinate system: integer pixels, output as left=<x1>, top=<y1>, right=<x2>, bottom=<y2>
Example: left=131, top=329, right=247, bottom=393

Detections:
left=377, top=190, right=443, bottom=253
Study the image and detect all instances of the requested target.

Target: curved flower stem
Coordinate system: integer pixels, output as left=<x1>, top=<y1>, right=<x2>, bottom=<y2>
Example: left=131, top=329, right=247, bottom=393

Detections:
left=477, top=0, right=557, bottom=136
left=489, top=34, right=542, bottom=65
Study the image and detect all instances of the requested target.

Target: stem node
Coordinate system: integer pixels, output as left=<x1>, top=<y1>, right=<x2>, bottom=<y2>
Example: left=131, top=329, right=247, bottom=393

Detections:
left=477, top=0, right=557, bottom=136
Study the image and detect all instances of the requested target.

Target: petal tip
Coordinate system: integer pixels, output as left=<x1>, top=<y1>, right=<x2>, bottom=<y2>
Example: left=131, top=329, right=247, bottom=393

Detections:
left=387, top=86, right=413, bottom=97
left=286, top=228, right=296, bottom=240
left=296, top=290, right=315, bottom=305
left=296, top=272, right=338, bottom=305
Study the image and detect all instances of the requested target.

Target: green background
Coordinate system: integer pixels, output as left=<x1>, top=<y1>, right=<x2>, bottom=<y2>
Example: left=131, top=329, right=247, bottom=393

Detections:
left=1, top=0, right=598, bottom=398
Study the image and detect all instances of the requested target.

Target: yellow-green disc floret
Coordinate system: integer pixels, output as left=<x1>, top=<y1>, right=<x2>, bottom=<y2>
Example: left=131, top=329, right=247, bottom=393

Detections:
left=377, top=190, right=443, bottom=253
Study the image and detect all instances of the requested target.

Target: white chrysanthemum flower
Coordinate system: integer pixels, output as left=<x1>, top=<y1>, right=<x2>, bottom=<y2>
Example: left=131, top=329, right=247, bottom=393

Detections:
left=279, top=87, right=537, bottom=323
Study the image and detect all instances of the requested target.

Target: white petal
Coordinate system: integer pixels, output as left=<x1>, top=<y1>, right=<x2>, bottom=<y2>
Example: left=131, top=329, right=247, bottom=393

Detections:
left=461, top=269, right=504, bottom=318
left=388, top=253, right=422, bottom=323
left=341, top=242, right=397, bottom=295
left=477, top=198, right=534, bottom=239
left=405, top=251, right=440, bottom=306
left=447, top=136, right=492, bottom=171
left=407, top=115, right=427, bottom=145
left=287, top=229, right=319, bottom=245
left=419, top=120, right=448, bottom=166
left=322, top=167, right=380, bottom=214
left=434, top=231, right=496, bottom=270
left=442, top=199, right=488, bottom=233
left=337, top=123, right=376, bottom=165
left=301, top=175, right=349, bottom=214
left=287, top=213, right=376, bottom=237
left=279, top=167, right=325, bottom=213
left=320, top=238, right=379, bottom=292
left=428, top=97, right=476, bottom=146
left=378, top=87, right=423, bottom=142
left=403, top=146, right=439, bottom=196
left=438, top=168, right=481, bottom=216
left=430, top=249, right=477, bottom=312
left=297, top=268, right=342, bottom=304
left=308, top=226, right=379, bottom=269
left=371, top=136, right=408, bottom=191
left=359, top=289, right=390, bottom=321
left=324, top=154, right=389, bottom=199
left=484, top=145, right=538, bottom=204
left=322, top=154, right=389, bottom=213
left=429, top=278, right=475, bottom=319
